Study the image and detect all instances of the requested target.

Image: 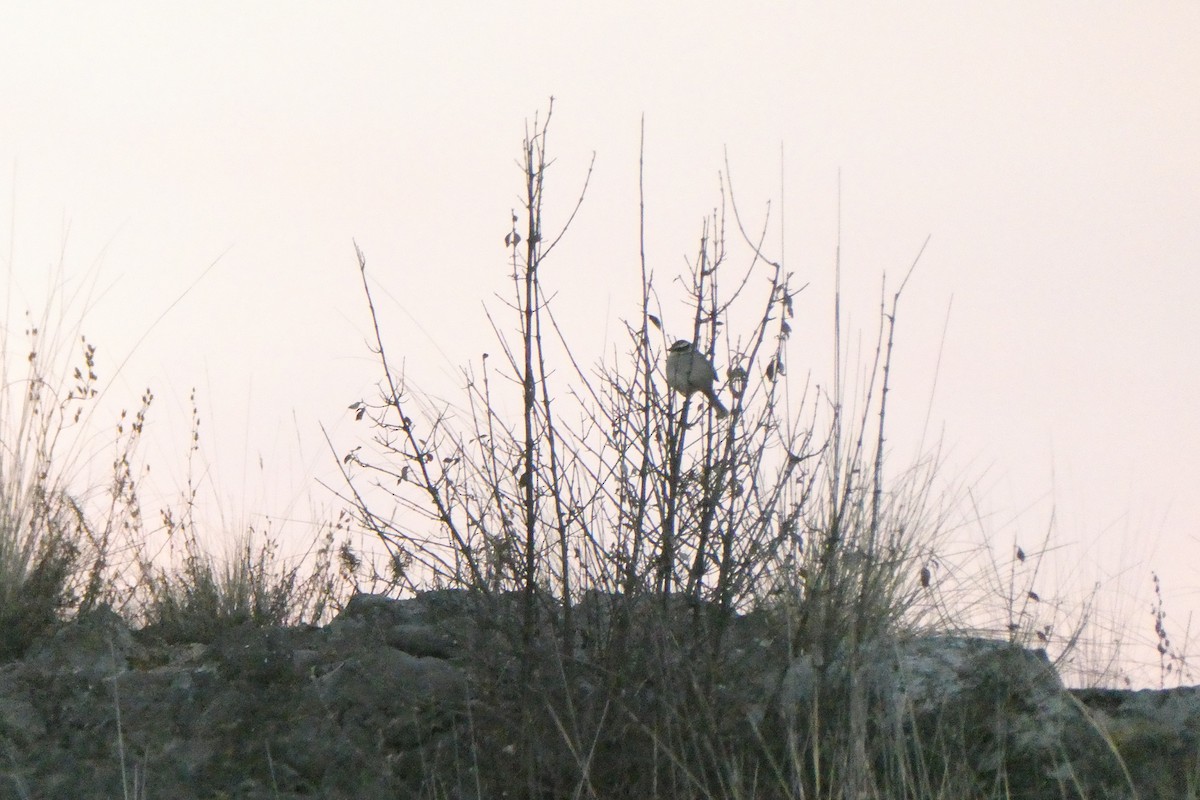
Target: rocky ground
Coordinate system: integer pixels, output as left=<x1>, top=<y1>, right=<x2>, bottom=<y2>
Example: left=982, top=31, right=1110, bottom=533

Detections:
left=0, top=591, right=1196, bottom=799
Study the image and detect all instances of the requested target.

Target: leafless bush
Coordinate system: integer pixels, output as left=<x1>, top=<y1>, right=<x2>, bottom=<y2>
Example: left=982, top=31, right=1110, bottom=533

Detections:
left=331, top=103, right=973, bottom=798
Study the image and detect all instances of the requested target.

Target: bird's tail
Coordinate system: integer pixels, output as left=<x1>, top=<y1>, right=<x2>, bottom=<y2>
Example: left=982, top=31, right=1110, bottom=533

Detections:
left=706, top=391, right=730, bottom=419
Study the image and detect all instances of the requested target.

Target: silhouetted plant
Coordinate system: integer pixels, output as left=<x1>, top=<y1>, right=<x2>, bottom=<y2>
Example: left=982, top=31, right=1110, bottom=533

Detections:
left=138, top=391, right=340, bottom=642
left=0, top=299, right=146, bottom=659
left=334, top=104, right=971, bottom=799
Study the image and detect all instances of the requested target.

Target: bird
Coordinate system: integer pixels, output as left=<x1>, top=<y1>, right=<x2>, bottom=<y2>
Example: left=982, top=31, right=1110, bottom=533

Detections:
left=665, top=339, right=729, bottom=418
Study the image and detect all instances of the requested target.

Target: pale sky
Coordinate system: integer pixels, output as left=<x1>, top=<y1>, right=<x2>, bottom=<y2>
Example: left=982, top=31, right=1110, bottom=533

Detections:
left=2, top=4, right=1197, bottom=685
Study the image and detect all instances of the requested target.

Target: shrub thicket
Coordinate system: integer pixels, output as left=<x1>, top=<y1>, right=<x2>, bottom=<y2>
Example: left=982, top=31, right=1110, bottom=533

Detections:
left=335, top=104, right=970, bottom=798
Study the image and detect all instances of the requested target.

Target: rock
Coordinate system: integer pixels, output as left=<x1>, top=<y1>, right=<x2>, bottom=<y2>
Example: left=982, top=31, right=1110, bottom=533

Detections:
left=25, top=604, right=142, bottom=679
left=209, top=624, right=294, bottom=683
left=333, top=590, right=470, bottom=659
left=338, top=591, right=409, bottom=623
left=1073, top=685, right=1200, bottom=798
left=0, top=594, right=1198, bottom=799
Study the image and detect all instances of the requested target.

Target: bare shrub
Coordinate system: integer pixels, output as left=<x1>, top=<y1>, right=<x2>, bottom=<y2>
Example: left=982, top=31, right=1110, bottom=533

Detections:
left=329, top=104, right=975, bottom=798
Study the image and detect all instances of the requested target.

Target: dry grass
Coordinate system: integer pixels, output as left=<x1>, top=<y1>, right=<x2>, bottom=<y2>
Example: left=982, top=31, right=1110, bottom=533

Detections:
left=0, top=306, right=116, bottom=659
left=0, top=296, right=342, bottom=659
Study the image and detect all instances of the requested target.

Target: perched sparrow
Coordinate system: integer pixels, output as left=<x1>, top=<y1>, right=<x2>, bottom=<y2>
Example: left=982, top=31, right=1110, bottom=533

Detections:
left=665, top=339, right=729, bottom=418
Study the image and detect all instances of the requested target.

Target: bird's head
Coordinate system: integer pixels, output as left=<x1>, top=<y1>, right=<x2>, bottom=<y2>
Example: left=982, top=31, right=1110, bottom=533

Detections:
left=669, top=339, right=693, bottom=353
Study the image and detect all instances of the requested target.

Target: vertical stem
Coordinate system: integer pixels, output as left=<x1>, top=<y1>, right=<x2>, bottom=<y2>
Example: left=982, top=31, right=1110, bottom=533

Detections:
left=627, top=115, right=653, bottom=598
left=521, top=123, right=542, bottom=646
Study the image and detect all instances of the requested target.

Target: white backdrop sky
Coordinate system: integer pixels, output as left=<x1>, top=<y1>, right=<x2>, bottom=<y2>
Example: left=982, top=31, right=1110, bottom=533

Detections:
left=2, top=4, right=1197, bottom=684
